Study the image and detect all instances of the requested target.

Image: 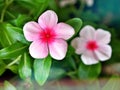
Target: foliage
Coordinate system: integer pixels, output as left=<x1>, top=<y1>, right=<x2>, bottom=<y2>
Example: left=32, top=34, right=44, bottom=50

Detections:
left=0, top=0, right=120, bottom=88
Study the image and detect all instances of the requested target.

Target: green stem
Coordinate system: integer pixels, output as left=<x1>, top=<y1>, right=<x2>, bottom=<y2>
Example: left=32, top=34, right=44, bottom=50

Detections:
left=6, top=11, right=16, bottom=19
left=0, top=0, right=13, bottom=22
left=6, top=55, right=21, bottom=68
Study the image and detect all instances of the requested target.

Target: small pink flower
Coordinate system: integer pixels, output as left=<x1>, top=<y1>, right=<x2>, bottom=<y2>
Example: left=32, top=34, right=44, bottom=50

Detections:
left=23, top=10, right=74, bottom=60
left=71, top=25, right=112, bottom=65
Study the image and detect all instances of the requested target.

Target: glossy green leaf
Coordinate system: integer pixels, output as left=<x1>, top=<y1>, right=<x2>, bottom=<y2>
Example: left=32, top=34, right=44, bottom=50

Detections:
left=19, top=52, right=32, bottom=79
left=0, top=60, right=6, bottom=76
left=34, top=56, right=52, bottom=85
left=4, top=81, right=16, bottom=90
left=6, top=56, right=21, bottom=74
left=0, top=23, right=29, bottom=47
left=0, top=42, right=27, bottom=59
left=66, top=18, right=82, bottom=36
left=13, top=14, right=31, bottom=27
left=0, top=23, right=15, bottom=47
left=78, top=62, right=101, bottom=79
left=7, top=26, right=29, bottom=44
left=8, top=64, right=18, bottom=74
left=6, top=24, right=29, bottom=44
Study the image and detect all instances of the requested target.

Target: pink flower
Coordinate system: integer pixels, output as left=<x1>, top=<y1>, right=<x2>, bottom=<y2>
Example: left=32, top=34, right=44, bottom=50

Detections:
left=23, top=10, right=74, bottom=60
left=71, top=25, right=112, bottom=65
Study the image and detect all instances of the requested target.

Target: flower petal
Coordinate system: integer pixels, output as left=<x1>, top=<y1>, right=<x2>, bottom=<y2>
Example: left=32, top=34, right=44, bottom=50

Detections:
left=85, top=0, right=94, bottom=7
left=23, top=21, right=42, bottom=41
left=96, top=29, right=111, bottom=44
left=38, top=10, right=58, bottom=29
left=49, top=39, right=67, bottom=60
left=54, top=23, right=75, bottom=40
left=71, top=37, right=80, bottom=49
left=95, top=45, right=112, bottom=61
left=81, top=51, right=99, bottom=65
left=80, top=25, right=95, bottom=40
left=71, top=37, right=87, bottom=54
left=29, top=40, right=48, bottom=59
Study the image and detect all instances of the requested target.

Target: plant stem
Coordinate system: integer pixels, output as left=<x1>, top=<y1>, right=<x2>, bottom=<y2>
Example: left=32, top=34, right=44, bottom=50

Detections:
left=6, top=55, right=21, bottom=68
left=0, top=0, right=13, bottom=22
left=6, top=11, right=16, bottom=19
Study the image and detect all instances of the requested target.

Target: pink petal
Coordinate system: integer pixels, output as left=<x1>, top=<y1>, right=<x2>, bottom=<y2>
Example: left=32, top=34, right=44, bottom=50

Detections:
left=54, top=23, right=75, bottom=40
left=81, top=51, right=99, bottom=65
left=95, top=45, right=112, bottom=61
left=80, top=25, right=95, bottom=40
left=38, top=10, right=58, bottom=29
left=29, top=40, right=48, bottom=59
left=96, top=29, right=111, bottom=44
left=71, top=37, right=87, bottom=54
left=49, top=39, right=67, bottom=60
left=23, top=21, right=42, bottom=41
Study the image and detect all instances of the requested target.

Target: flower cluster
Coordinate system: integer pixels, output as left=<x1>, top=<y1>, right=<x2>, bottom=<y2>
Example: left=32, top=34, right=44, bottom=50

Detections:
left=23, top=10, right=112, bottom=65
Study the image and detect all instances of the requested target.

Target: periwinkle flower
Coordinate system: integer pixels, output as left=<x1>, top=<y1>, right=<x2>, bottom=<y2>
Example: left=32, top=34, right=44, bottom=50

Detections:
left=23, top=10, right=74, bottom=60
left=71, top=25, right=112, bottom=65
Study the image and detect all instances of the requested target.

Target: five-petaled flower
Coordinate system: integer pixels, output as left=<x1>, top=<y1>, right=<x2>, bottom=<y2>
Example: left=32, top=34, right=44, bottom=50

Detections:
left=23, top=10, right=74, bottom=60
left=71, top=25, right=112, bottom=65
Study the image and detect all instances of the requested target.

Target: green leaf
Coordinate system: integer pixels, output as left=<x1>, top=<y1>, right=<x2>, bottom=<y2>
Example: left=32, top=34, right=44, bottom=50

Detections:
left=66, top=45, right=75, bottom=58
left=16, top=0, right=49, bottom=20
left=6, top=24, right=29, bottom=44
left=0, top=60, right=6, bottom=76
left=19, top=52, right=32, bottom=80
left=0, top=22, right=15, bottom=47
left=4, top=81, right=16, bottom=90
left=49, top=67, right=66, bottom=80
left=8, top=64, right=18, bottom=74
left=66, top=18, right=82, bottom=36
left=13, top=14, right=31, bottom=27
left=65, top=46, right=77, bottom=69
left=7, top=23, right=28, bottom=44
left=65, top=57, right=77, bottom=70
left=0, top=42, right=28, bottom=59
left=34, top=56, right=52, bottom=85
left=34, top=0, right=47, bottom=3
left=102, top=77, right=120, bottom=90
left=33, top=0, right=49, bottom=20
left=0, top=23, right=29, bottom=47
left=15, top=0, right=37, bottom=10
left=78, top=62, right=101, bottom=79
